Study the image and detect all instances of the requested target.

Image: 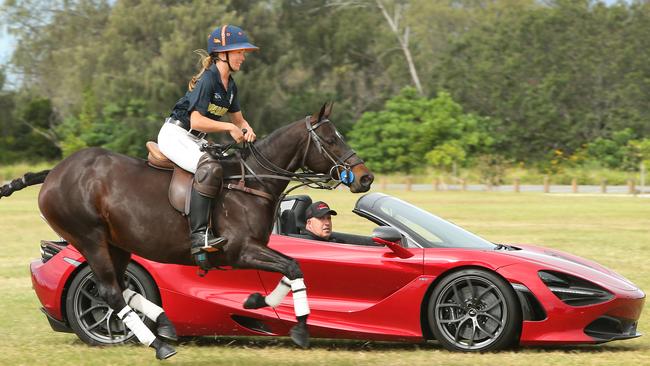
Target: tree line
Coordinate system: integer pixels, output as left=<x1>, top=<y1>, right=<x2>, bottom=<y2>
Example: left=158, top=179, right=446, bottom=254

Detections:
left=1, top=0, right=649, bottom=174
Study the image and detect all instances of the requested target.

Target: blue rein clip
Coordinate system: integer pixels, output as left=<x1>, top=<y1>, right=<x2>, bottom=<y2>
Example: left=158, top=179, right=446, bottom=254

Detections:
left=340, top=169, right=355, bottom=186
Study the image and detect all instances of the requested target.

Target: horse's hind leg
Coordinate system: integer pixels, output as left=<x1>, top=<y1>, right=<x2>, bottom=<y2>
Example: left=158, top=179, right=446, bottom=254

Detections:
left=77, top=238, right=176, bottom=359
left=112, top=245, right=178, bottom=342
left=122, top=289, right=178, bottom=342
left=237, top=245, right=310, bottom=348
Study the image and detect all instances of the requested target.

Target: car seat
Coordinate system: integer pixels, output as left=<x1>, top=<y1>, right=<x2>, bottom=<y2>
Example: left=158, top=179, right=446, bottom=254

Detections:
left=279, top=195, right=312, bottom=235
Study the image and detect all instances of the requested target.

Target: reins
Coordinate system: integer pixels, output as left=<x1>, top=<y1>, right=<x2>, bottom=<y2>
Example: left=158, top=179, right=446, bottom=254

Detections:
left=218, top=116, right=364, bottom=202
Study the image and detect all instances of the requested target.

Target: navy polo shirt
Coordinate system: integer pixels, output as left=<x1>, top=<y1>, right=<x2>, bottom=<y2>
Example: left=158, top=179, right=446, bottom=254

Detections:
left=170, top=64, right=240, bottom=130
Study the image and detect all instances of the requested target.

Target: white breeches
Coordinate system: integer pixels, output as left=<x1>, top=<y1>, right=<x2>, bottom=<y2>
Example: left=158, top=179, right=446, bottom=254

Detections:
left=157, top=121, right=206, bottom=173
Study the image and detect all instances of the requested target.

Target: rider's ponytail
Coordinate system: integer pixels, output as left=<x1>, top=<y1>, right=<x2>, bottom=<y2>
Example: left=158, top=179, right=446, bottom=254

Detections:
left=188, top=50, right=216, bottom=91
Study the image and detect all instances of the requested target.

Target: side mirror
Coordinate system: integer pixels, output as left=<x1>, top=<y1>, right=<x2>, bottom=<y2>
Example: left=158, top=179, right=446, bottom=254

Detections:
left=371, top=227, right=413, bottom=259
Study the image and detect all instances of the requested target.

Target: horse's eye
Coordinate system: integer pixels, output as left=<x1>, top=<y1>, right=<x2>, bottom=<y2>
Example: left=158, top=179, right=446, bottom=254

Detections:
left=324, top=138, right=336, bottom=145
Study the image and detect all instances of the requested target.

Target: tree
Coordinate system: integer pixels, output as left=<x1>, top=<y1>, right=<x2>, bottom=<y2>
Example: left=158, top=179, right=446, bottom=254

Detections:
left=348, top=87, right=493, bottom=174
left=434, top=0, right=650, bottom=162
left=326, top=0, right=424, bottom=95
left=583, top=128, right=637, bottom=170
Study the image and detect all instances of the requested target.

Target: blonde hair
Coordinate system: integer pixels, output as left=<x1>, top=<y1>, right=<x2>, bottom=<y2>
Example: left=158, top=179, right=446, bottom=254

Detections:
left=188, top=49, right=216, bottom=91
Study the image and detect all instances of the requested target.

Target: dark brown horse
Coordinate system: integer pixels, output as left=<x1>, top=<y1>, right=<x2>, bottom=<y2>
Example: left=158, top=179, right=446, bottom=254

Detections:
left=1, top=103, right=374, bottom=359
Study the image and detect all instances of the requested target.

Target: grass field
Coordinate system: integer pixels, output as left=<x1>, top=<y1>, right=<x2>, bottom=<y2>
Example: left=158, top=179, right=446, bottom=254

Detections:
left=1, top=186, right=649, bottom=365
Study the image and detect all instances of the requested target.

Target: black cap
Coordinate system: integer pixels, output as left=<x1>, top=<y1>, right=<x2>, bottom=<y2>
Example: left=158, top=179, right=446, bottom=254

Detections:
left=305, top=201, right=338, bottom=220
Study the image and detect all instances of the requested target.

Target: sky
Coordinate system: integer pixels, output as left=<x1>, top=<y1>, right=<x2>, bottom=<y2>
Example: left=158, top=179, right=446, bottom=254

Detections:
left=0, top=24, right=15, bottom=65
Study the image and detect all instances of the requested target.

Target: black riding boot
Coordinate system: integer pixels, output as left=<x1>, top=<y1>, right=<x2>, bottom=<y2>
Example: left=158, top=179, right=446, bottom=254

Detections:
left=189, top=187, right=226, bottom=269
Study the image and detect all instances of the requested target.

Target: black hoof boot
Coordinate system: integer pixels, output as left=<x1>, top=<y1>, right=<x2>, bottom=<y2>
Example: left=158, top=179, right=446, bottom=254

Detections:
left=243, top=292, right=268, bottom=309
left=156, top=313, right=178, bottom=342
left=289, top=322, right=310, bottom=349
left=150, top=338, right=177, bottom=360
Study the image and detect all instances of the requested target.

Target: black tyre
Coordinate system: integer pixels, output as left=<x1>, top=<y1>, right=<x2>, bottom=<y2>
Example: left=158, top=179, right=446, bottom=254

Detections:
left=65, top=263, right=159, bottom=346
left=427, top=268, right=521, bottom=352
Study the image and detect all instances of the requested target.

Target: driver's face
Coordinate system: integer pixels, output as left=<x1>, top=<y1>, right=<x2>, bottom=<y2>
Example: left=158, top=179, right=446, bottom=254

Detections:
left=306, top=215, right=332, bottom=240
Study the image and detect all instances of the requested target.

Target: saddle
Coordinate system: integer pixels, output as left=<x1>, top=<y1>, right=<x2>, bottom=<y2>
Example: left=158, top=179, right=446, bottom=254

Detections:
left=146, top=141, right=193, bottom=215
left=145, top=141, right=274, bottom=215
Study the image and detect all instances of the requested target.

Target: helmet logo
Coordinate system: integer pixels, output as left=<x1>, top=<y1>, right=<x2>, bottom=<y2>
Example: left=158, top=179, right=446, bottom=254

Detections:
left=213, top=37, right=220, bottom=44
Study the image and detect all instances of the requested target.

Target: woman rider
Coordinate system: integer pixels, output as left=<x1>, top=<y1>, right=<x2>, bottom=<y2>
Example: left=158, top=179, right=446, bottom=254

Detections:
left=157, top=25, right=258, bottom=266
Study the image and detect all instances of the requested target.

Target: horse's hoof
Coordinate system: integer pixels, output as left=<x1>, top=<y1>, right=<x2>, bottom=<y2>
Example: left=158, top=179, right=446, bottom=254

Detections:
left=156, top=313, right=178, bottom=342
left=243, top=292, right=268, bottom=309
left=289, top=323, right=310, bottom=349
left=150, top=338, right=177, bottom=360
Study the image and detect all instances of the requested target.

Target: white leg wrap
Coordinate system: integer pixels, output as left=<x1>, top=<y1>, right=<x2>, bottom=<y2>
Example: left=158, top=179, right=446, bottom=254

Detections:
left=123, top=289, right=163, bottom=321
left=291, top=278, right=310, bottom=317
left=265, top=276, right=292, bottom=308
left=117, top=305, right=156, bottom=346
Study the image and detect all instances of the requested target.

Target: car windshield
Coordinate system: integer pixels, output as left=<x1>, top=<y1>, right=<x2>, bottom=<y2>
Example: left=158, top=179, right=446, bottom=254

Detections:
left=374, top=197, right=495, bottom=249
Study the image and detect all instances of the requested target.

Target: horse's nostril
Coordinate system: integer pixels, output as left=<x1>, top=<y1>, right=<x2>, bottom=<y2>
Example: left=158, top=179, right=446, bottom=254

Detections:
left=360, top=174, right=374, bottom=187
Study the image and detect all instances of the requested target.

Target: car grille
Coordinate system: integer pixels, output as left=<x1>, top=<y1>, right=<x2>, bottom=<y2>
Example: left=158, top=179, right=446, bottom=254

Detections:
left=585, top=316, right=638, bottom=341
left=40, top=240, right=69, bottom=263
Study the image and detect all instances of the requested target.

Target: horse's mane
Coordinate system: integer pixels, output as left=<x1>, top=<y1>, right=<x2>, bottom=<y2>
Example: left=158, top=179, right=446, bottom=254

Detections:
left=251, top=118, right=303, bottom=152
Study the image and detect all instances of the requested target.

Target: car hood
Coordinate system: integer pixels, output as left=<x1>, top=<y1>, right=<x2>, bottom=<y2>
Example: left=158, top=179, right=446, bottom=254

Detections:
left=499, top=244, right=639, bottom=291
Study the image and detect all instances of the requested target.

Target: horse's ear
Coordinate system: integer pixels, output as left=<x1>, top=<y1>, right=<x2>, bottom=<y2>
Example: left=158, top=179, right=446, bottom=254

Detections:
left=313, top=102, right=334, bottom=122
left=323, top=102, right=334, bottom=119
left=317, top=102, right=328, bottom=122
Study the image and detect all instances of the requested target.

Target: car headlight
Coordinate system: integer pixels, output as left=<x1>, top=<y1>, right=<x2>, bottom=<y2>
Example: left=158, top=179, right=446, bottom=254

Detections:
left=538, top=270, right=613, bottom=306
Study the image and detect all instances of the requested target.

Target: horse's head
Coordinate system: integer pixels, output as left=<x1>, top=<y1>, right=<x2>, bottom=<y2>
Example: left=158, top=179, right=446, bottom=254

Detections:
left=302, top=102, right=374, bottom=193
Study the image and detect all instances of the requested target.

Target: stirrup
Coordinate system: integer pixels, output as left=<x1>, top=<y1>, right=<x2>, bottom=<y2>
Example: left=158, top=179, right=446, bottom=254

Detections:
left=190, top=236, right=228, bottom=255
left=192, top=236, right=228, bottom=254
left=200, top=236, right=227, bottom=253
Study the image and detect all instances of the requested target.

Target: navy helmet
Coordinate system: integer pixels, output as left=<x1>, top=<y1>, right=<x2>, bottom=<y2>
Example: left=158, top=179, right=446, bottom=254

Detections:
left=207, top=25, right=259, bottom=54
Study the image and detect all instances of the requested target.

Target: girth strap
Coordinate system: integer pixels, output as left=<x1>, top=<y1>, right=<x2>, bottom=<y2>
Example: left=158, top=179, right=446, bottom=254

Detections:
left=226, top=181, right=273, bottom=201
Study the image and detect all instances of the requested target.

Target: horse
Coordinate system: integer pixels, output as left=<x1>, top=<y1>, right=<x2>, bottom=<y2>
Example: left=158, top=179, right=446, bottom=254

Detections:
left=1, top=102, right=374, bottom=359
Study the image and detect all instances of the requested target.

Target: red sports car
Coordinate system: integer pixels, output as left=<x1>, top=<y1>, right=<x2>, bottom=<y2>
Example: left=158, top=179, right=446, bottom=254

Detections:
left=31, top=193, right=645, bottom=351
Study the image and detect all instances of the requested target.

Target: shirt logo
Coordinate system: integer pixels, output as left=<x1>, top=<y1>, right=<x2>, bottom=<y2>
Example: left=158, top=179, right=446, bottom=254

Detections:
left=213, top=93, right=222, bottom=100
left=208, top=103, right=228, bottom=116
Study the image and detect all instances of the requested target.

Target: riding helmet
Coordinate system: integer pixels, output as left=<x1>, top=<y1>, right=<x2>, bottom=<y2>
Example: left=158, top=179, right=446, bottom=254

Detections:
left=207, top=25, right=259, bottom=53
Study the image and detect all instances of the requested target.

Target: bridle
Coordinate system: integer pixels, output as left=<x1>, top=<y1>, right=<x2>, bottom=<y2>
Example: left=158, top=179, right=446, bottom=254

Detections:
left=202, top=116, right=366, bottom=226
left=300, top=116, right=364, bottom=185
left=216, top=116, right=364, bottom=200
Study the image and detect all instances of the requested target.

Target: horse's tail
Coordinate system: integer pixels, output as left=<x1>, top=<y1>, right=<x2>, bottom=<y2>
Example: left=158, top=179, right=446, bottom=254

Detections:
left=0, top=170, right=51, bottom=199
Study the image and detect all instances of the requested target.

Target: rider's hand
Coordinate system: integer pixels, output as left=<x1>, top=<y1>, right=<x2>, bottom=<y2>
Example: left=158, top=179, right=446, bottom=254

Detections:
left=242, top=123, right=257, bottom=142
left=228, top=125, right=244, bottom=143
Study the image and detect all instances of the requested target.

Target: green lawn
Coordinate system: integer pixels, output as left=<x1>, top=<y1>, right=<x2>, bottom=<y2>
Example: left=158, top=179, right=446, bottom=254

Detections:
left=1, top=186, right=649, bottom=365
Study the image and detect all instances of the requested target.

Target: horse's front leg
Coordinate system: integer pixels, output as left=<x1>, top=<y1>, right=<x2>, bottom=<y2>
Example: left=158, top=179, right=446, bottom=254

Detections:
left=235, top=244, right=310, bottom=348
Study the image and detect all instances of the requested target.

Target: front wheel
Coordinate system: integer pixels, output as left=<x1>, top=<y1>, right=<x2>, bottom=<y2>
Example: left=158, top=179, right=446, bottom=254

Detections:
left=427, top=269, right=521, bottom=352
left=65, top=263, right=159, bottom=346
